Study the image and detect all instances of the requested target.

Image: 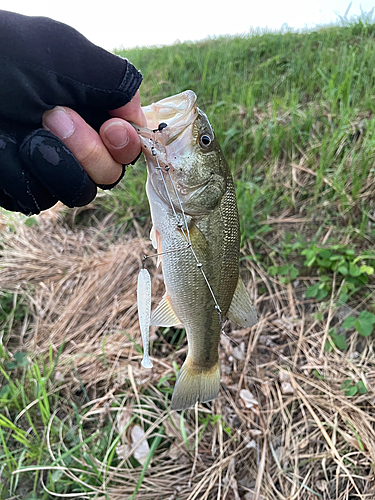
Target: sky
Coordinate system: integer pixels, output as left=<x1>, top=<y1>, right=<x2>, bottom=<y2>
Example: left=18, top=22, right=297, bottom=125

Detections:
left=2, top=0, right=374, bottom=51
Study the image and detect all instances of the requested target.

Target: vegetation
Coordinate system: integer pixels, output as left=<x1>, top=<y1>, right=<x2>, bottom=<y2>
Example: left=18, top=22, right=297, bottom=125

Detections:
left=2, top=14, right=375, bottom=500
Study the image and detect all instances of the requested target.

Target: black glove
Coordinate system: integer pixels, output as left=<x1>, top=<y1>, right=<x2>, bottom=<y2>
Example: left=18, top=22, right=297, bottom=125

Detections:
left=0, top=10, right=143, bottom=215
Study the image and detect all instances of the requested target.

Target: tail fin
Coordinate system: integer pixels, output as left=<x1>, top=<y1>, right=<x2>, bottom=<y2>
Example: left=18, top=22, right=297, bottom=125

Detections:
left=170, top=358, right=220, bottom=411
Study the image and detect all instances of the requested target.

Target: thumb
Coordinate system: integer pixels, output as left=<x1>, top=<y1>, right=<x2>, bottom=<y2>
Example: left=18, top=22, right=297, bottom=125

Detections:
left=43, top=106, right=124, bottom=185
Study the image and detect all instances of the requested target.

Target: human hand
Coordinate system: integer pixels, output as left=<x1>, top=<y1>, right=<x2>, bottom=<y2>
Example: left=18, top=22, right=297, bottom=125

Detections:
left=0, top=10, right=144, bottom=215
left=42, top=90, right=146, bottom=186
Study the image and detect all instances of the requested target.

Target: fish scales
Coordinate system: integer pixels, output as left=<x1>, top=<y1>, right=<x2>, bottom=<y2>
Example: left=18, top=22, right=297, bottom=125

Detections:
left=135, top=91, right=257, bottom=410
left=163, top=180, right=238, bottom=366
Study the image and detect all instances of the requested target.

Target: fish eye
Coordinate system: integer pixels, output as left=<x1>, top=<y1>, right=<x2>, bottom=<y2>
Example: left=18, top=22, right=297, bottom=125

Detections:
left=199, top=134, right=213, bottom=148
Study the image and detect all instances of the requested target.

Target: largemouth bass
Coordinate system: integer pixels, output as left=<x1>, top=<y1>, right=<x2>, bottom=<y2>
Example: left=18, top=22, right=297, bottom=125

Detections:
left=135, top=91, right=257, bottom=411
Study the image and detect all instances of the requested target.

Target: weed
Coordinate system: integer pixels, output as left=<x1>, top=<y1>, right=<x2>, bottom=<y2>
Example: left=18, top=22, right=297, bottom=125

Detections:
left=342, top=310, right=375, bottom=336
left=340, top=379, right=367, bottom=397
left=302, top=244, right=375, bottom=304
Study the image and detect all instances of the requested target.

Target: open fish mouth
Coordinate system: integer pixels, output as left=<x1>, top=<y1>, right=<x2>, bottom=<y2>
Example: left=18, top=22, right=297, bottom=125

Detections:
left=142, top=90, right=197, bottom=131
left=132, top=90, right=198, bottom=153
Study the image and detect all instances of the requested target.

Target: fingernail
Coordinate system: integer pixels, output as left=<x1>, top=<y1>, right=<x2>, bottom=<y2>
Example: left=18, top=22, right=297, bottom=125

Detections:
left=102, top=121, right=129, bottom=149
left=43, top=107, right=75, bottom=139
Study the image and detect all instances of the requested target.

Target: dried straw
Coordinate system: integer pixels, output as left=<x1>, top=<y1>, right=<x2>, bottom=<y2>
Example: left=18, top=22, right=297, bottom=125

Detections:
left=1, top=208, right=375, bottom=499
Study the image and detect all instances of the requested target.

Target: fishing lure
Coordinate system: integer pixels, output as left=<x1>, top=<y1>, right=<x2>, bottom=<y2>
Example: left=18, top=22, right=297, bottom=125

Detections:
left=137, top=267, right=153, bottom=369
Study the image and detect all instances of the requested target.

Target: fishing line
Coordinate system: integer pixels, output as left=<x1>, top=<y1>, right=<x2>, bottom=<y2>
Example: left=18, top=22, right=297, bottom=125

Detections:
left=148, top=127, right=226, bottom=333
left=150, top=134, right=190, bottom=246
left=142, top=244, right=191, bottom=268
left=165, top=167, right=191, bottom=246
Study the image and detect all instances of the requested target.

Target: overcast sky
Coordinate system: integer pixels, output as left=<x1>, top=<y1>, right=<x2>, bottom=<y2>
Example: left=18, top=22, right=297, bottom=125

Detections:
left=2, top=1, right=374, bottom=51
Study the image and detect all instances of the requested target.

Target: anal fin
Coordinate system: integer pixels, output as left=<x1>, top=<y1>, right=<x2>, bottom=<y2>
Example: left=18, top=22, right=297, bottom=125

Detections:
left=227, top=277, right=257, bottom=328
left=150, top=295, right=182, bottom=327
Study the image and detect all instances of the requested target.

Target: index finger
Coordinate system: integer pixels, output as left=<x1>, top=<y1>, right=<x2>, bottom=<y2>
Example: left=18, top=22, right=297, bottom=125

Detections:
left=109, top=90, right=147, bottom=127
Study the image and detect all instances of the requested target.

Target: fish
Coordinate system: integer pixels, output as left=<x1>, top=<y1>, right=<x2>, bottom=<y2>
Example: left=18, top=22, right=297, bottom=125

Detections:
left=134, top=90, right=257, bottom=411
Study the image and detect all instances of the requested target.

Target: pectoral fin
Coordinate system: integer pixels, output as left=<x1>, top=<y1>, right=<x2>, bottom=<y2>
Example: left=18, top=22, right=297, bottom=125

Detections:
left=150, top=295, right=182, bottom=327
left=150, top=226, right=157, bottom=249
left=227, top=277, right=257, bottom=328
left=189, top=224, right=209, bottom=259
left=150, top=226, right=162, bottom=267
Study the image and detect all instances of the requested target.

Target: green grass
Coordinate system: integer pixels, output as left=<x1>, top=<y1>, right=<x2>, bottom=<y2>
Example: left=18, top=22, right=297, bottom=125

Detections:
left=2, top=14, right=375, bottom=499
left=0, top=332, right=177, bottom=499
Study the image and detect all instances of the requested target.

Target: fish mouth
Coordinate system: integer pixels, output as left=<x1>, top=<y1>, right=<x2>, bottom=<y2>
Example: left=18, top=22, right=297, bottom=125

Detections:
left=131, top=90, right=198, bottom=154
left=132, top=91, right=212, bottom=215
left=142, top=90, right=197, bottom=131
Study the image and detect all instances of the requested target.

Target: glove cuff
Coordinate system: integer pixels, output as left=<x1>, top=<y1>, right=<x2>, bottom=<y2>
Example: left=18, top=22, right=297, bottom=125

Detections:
left=114, top=59, right=143, bottom=109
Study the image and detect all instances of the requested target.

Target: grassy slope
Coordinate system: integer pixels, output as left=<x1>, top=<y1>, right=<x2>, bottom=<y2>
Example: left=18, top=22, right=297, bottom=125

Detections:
left=113, top=22, right=375, bottom=245
left=2, top=19, right=375, bottom=500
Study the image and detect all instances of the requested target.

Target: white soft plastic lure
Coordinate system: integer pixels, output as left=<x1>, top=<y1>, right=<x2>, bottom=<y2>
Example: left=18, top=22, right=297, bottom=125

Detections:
left=137, top=268, right=153, bottom=368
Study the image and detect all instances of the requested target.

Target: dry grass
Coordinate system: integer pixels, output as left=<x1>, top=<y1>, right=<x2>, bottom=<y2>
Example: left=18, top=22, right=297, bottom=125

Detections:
left=1, top=207, right=375, bottom=500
